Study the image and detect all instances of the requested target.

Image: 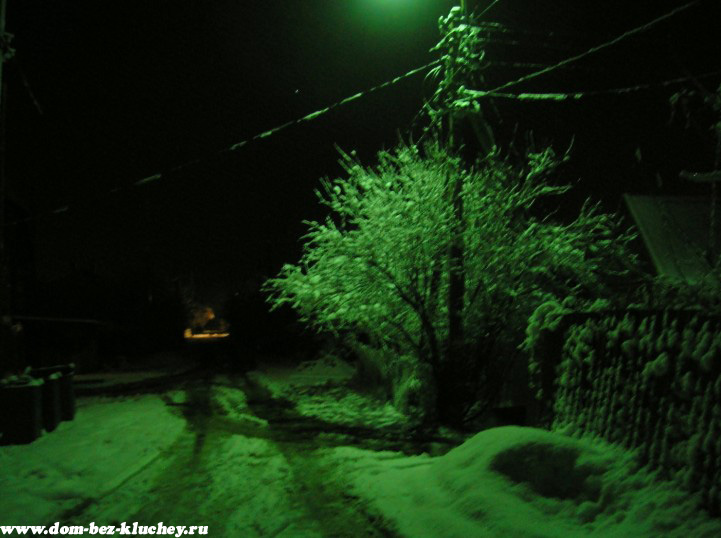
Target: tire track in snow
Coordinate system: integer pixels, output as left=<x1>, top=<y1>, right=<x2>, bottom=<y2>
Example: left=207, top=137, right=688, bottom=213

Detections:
left=60, top=372, right=406, bottom=536
left=239, top=373, right=403, bottom=537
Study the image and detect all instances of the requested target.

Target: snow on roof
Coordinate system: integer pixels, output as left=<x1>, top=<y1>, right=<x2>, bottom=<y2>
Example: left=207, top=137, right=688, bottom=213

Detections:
left=624, top=194, right=719, bottom=284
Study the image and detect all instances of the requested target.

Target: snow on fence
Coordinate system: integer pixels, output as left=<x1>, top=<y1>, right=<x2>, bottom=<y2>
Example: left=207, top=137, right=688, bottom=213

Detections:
left=533, top=309, right=721, bottom=517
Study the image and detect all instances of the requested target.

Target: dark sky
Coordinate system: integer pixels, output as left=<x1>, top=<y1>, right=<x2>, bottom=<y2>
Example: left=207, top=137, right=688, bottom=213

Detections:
left=4, top=0, right=721, bottom=305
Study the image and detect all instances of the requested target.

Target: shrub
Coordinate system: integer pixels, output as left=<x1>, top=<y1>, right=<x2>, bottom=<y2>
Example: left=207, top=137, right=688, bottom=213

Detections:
left=265, top=138, right=637, bottom=426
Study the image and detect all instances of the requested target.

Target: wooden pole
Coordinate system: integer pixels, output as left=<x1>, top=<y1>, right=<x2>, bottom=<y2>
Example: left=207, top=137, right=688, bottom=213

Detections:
left=447, top=3, right=467, bottom=367
left=715, top=120, right=721, bottom=266
left=0, top=0, right=9, bottom=317
left=680, top=167, right=721, bottom=266
left=0, top=0, right=10, bottom=373
left=0, top=0, right=7, bottom=262
left=0, top=0, right=6, bottom=92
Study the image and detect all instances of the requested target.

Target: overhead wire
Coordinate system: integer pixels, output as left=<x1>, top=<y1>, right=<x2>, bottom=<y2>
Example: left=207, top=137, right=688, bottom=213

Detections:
left=477, top=0, right=503, bottom=19
left=6, top=0, right=707, bottom=227
left=9, top=59, right=440, bottom=225
left=485, top=0, right=702, bottom=96
left=462, top=70, right=721, bottom=102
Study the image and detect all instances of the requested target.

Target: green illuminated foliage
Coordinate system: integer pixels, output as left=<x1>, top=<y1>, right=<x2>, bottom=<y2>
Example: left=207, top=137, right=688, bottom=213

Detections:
left=427, top=7, right=489, bottom=124
left=639, top=274, right=721, bottom=313
left=266, top=137, right=637, bottom=425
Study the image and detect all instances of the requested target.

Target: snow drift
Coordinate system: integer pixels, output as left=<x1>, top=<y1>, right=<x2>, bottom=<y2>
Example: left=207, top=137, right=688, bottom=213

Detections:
left=336, top=425, right=721, bottom=537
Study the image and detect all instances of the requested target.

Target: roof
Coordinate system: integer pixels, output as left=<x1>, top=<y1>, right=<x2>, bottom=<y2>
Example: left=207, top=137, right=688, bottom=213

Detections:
left=623, top=194, right=720, bottom=284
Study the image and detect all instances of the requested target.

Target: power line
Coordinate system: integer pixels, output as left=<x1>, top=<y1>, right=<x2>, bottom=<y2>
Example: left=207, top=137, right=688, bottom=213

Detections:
left=6, top=0, right=708, bottom=227
left=462, top=70, right=721, bottom=102
left=473, top=20, right=664, bottom=45
left=485, top=0, right=702, bottom=96
left=9, top=59, right=441, bottom=226
left=478, top=0, right=503, bottom=19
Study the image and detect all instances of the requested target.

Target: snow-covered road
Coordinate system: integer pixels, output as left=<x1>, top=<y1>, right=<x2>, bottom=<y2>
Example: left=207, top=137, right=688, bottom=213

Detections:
left=1, top=362, right=413, bottom=536
left=2, top=356, right=721, bottom=537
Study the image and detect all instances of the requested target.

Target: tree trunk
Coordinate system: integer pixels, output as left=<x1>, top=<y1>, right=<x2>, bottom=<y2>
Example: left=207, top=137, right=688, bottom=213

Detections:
left=447, top=174, right=465, bottom=364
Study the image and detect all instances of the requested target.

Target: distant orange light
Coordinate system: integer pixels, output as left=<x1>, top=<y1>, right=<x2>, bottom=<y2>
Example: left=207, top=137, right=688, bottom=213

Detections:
left=184, top=328, right=230, bottom=341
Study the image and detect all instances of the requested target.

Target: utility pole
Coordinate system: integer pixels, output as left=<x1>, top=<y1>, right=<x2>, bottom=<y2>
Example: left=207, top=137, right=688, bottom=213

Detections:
left=0, top=0, right=13, bottom=317
left=449, top=0, right=489, bottom=367
left=446, top=2, right=467, bottom=369
left=0, top=0, right=8, bottom=253
left=679, top=87, right=721, bottom=268
left=0, top=0, right=6, bottom=96
left=680, top=169, right=721, bottom=266
left=0, top=0, right=11, bottom=373
left=443, top=1, right=497, bottom=420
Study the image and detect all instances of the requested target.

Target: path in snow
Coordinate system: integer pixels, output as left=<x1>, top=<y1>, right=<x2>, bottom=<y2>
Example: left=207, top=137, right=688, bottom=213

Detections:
left=6, top=355, right=719, bottom=537
left=56, top=369, right=418, bottom=536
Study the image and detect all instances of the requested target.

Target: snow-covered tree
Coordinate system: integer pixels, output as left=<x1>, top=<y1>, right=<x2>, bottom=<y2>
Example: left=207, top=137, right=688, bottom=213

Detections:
left=265, top=138, right=637, bottom=425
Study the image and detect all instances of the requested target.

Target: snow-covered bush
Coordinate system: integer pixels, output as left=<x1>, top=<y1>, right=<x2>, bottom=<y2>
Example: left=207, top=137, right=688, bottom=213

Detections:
left=346, top=339, right=436, bottom=425
left=265, top=139, right=637, bottom=426
left=635, top=273, right=721, bottom=313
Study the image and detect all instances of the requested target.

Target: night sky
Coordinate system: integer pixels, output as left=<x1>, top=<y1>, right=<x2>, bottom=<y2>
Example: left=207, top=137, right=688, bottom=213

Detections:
left=4, top=0, right=721, bottom=308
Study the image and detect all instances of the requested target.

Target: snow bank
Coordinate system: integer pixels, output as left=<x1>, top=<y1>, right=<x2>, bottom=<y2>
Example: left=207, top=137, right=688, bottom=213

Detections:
left=249, top=356, right=407, bottom=430
left=294, top=387, right=406, bottom=430
left=248, top=355, right=355, bottom=398
left=333, top=426, right=721, bottom=537
left=0, top=395, right=186, bottom=526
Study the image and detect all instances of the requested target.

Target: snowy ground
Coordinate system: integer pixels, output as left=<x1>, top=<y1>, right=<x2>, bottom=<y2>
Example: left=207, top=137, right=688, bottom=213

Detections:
left=1, top=395, right=187, bottom=525
left=247, top=356, right=409, bottom=432
left=2, top=355, right=720, bottom=537
left=332, top=426, right=721, bottom=537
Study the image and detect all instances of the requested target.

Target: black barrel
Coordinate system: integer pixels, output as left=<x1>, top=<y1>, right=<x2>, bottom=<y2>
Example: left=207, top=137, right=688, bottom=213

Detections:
left=30, top=364, right=76, bottom=421
left=0, top=376, right=44, bottom=444
left=40, top=372, right=62, bottom=432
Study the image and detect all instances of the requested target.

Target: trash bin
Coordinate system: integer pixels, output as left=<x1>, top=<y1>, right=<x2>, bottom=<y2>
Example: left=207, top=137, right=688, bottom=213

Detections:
left=40, top=372, right=62, bottom=432
left=0, top=376, right=44, bottom=444
left=30, top=364, right=76, bottom=422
